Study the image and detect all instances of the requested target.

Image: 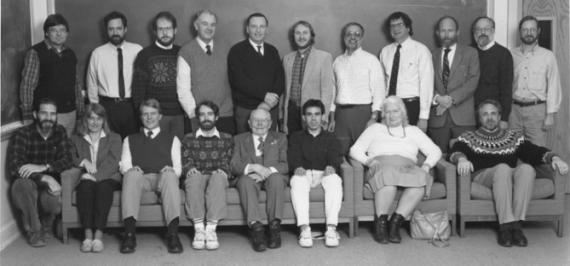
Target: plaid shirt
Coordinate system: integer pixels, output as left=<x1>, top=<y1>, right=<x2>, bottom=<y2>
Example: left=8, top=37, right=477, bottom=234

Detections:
left=289, top=47, right=312, bottom=106
left=8, top=123, right=74, bottom=181
left=181, top=129, right=233, bottom=178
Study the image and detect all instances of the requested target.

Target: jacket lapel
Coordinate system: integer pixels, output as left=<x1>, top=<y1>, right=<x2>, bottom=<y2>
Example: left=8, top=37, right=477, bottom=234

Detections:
left=244, top=133, right=257, bottom=162
left=95, top=135, right=108, bottom=166
left=434, top=48, right=443, bottom=84
left=301, top=50, right=317, bottom=89
left=449, top=45, right=463, bottom=79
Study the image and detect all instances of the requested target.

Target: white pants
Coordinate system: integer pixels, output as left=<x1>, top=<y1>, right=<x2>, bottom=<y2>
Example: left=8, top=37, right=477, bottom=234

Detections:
left=290, top=170, right=343, bottom=226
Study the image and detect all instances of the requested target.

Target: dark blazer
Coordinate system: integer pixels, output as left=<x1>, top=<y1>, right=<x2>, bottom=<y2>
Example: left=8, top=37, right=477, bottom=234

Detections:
left=230, top=131, right=288, bottom=177
left=70, top=132, right=122, bottom=182
left=429, top=44, right=480, bottom=127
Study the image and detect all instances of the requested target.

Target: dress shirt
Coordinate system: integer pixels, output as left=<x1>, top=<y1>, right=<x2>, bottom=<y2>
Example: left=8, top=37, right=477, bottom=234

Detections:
left=196, top=37, right=213, bottom=53
left=81, top=131, right=107, bottom=167
left=119, top=127, right=182, bottom=176
left=87, top=41, right=142, bottom=103
left=249, top=39, right=264, bottom=55
left=511, top=45, right=561, bottom=114
left=434, top=43, right=457, bottom=102
left=195, top=128, right=221, bottom=138
left=332, top=47, right=385, bottom=112
left=244, top=133, right=277, bottom=175
left=379, top=37, right=434, bottom=119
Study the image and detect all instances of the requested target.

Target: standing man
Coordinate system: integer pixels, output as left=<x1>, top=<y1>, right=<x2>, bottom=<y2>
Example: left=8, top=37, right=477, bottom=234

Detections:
left=428, top=16, right=480, bottom=153
left=472, top=16, right=513, bottom=129
left=510, top=16, right=562, bottom=147
left=329, top=22, right=385, bottom=155
left=119, top=99, right=183, bottom=254
left=280, top=21, right=335, bottom=134
left=379, top=11, right=433, bottom=130
left=231, top=109, right=288, bottom=252
left=9, top=98, right=74, bottom=247
left=19, top=14, right=84, bottom=136
left=87, top=11, right=143, bottom=139
left=289, top=99, right=343, bottom=248
left=182, top=101, right=233, bottom=250
left=178, top=9, right=235, bottom=135
left=132, top=12, right=184, bottom=139
left=228, top=13, right=285, bottom=133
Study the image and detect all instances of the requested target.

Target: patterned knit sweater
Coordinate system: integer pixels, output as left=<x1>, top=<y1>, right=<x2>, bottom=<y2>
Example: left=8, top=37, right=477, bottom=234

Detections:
left=449, top=128, right=555, bottom=172
left=181, top=131, right=233, bottom=178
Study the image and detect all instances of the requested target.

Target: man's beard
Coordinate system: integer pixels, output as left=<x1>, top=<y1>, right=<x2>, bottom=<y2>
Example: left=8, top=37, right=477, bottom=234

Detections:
left=109, top=35, right=124, bottom=45
left=200, top=120, right=215, bottom=131
left=37, top=119, right=55, bottom=133
left=157, top=36, right=174, bottom=47
left=477, top=34, right=490, bottom=46
left=521, top=35, right=537, bottom=45
left=296, top=40, right=311, bottom=50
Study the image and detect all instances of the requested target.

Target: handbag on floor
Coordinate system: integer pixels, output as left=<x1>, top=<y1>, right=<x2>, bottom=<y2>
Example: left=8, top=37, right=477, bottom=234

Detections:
left=410, top=210, right=450, bottom=247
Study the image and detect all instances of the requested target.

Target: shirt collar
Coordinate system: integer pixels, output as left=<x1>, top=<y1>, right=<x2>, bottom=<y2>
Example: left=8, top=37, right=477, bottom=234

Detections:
left=83, top=131, right=107, bottom=144
left=44, top=40, right=66, bottom=53
left=155, top=41, right=173, bottom=50
left=305, top=128, right=322, bottom=137
left=144, top=127, right=161, bottom=137
left=396, top=36, right=412, bottom=48
left=196, top=128, right=220, bottom=138
left=253, top=133, right=268, bottom=141
left=479, top=40, right=495, bottom=51
left=297, top=46, right=312, bottom=58
left=443, top=43, right=457, bottom=51
left=520, top=43, right=539, bottom=55
left=249, top=39, right=264, bottom=50
left=345, top=46, right=362, bottom=56
left=196, top=37, right=213, bottom=52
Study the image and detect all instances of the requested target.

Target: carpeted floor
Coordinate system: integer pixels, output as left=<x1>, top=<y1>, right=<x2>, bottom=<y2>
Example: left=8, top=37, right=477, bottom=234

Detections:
left=1, top=197, right=570, bottom=266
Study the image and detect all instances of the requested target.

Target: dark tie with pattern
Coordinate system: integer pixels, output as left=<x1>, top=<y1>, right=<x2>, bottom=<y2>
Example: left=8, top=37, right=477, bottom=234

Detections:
left=388, top=44, right=402, bottom=96
left=206, top=44, right=212, bottom=55
left=117, top=48, right=126, bottom=98
left=256, top=45, right=263, bottom=56
left=257, top=136, right=264, bottom=154
left=147, top=130, right=153, bottom=139
left=442, top=48, right=451, bottom=92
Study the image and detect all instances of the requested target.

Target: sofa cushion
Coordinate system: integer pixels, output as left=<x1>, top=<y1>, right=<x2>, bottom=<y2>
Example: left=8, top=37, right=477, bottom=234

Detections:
left=362, top=181, right=446, bottom=200
left=470, top=178, right=554, bottom=200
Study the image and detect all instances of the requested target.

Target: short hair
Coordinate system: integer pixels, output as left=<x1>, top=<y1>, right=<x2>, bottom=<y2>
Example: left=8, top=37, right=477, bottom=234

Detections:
left=477, top=99, right=503, bottom=115
left=246, top=12, right=268, bottom=26
left=195, top=100, right=220, bottom=118
left=472, top=16, right=495, bottom=31
left=290, top=20, right=316, bottom=48
left=152, top=11, right=177, bottom=31
left=342, top=22, right=365, bottom=37
left=387, top=11, right=413, bottom=36
left=194, top=9, right=218, bottom=24
left=381, top=96, right=409, bottom=126
left=104, top=11, right=127, bottom=28
left=518, top=15, right=539, bottom=30
left=302, top=99, right=325, bottom=115
left=34, top=98, right=57, bottom=112
left=75, top=103, right=111, bottom=136
left=139, top=98, right=161, bottom=114
left=43, top=14, right=69, bottom=34
left=436, top=15, right=459, bottom=31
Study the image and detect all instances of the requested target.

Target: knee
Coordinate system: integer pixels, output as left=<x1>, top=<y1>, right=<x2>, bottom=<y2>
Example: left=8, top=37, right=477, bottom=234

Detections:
left=492, top=164, right=513, bottom=182
left=515, top=164, right=536, bottom=182
left=76, top=180, right=96, bottom=192
left=266, top=174, right=285, bottom=190
left=323, top=174, right=342, bottom=188
left=290, top=175, right=309, bottom=190
left=184, top=174, right=200, bottom=189
left=161, top=171, right=179, bottom=186
left=209, top=173, right=227, bottom=187
left=11, top=178, right=36, bottom=194
left=236, top=175, right=255, bottom=190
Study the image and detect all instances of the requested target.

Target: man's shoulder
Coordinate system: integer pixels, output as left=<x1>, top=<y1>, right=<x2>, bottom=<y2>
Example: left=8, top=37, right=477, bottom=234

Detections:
left=13, top=124, right=35, bottom=139
left=233, top=132, right=252, bottom=142
left=229, top=40, right=249, bottom=51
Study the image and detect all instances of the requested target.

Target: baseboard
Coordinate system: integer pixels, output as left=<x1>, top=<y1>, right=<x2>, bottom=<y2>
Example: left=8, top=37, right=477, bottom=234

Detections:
left=0, top=220, right=20, bottom=251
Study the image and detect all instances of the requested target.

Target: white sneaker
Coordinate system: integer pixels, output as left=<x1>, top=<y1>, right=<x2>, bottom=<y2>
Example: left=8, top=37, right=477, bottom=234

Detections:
left=205, top=227, right=219, bottom=250
left=298, top=227, right=313, bottom=248
left=325, top=228, right=340, bottom=247
left=192, top=227, right=206, bottom=250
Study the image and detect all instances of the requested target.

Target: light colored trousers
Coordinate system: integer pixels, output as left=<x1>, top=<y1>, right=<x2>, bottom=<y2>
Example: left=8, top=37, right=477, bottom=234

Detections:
left=509, top=103, right=547, bottom=146
left=290, top=170, right=343, bottom=226
left=473, top=163, right=535, bottom=224
left=121, top=170, right=181, bottom=224
left=184, top=172, right=228, bottom=221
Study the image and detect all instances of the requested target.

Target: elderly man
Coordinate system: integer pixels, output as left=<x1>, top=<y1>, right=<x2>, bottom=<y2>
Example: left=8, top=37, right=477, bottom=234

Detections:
left=450, top=99, right=568, bottom=247
left=231, top=109, right=288, bottom=252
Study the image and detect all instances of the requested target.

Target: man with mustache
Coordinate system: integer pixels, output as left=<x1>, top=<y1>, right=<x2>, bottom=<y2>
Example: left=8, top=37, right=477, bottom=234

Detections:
left=132, top=12, right=183, bottom=139
left=510, top=16, right=562, bottom=147
left=9, top=98, right=74, bottom=247
left=472, top=16, right=513, bottom=130
left=450, top=99, right=568, bottom=247
left=87, top=11, right=142, bottom=139
left=181, top=101, right=233, bottom=250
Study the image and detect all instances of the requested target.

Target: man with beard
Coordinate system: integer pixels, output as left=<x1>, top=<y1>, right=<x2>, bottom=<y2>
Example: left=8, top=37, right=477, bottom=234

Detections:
left=472, top=16, right=513, bottom=130
left=428, top=16, right=480, bottom=153
left=9, top=98, right=74, bottom=247
left=330, top=22, right=385, bottom=156
left=132, top=12, right=183, bottom=139
left=87, top=11, right=142, bottom=139
left=178, top=10, right=235, bottom=135
left=181, top=101, right=233, bottom=250
left=280, top=21, right=334, bottom=134
left=450, top=99, right=568, bottom=247
left=510, top=16, right=562, bottom=147
left=19, top=14, right=84, bottom=136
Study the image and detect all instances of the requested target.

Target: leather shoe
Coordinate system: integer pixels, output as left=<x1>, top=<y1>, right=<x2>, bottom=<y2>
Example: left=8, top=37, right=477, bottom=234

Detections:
left=120, top=233, right=137, bottom=254
left=511, top=228, right=528, bottom=247
left=498, top=225, right=512, bottom=247
left=388, top=213, right=404, bottom=243
left=166, top=233, right=183, bottom=253
left=250, top=222, right=267, bottom=252
left=267, top=219, right=281, bottom=249
left=373, top=215, right=389, bottom=244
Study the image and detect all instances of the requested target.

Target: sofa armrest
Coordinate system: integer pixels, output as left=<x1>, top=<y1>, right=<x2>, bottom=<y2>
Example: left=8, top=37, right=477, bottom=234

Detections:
left=434, top=159, right=456, bottom=199
left=61, top=168, right=81, bottom=212
left=340, top=159, right=354, bottom=205
left=350, top=159, right=364, bottom=203
left=553, top=172, right=566, bottom=201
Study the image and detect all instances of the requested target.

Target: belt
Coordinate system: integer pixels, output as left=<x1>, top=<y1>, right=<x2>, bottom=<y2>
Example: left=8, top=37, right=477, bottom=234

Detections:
left=100, top=96, right=132, bottom=103
left=513, top=99, right=545, bottom=107
left=402, top=97, right=420, bottom=103
left=337, top=103, right=370, bottom=109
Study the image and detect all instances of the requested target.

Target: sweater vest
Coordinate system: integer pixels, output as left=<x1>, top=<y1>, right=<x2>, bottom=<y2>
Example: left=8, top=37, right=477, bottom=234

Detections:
left=129, top=130, right=174, bottom=173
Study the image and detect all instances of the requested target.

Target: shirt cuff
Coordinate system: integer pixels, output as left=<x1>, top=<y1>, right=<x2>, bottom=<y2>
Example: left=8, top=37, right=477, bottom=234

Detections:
left=269, top=167, right=278, bottom=174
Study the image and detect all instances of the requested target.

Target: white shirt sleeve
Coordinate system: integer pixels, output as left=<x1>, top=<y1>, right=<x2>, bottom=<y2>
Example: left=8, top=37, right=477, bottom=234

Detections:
left=418, top=47, right=434, bottom=120
left=370, top=57, right=386, bottom=112
left=119, top=136, right=132, bottom=174
left=177, top=56, right=196, bottom=118
left=171, top=136, right=182, bottom=177
left=87, top=51, right=99, bottom=103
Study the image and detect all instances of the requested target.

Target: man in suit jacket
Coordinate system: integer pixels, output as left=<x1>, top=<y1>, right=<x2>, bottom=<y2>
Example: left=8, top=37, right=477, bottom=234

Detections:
left=280, top=21, right=335, bottom=134
left=428, top=16, right=480, bottom=153
left=228, top=13, right=285, bottom=133
left=231, top=109, right=288, bottom=252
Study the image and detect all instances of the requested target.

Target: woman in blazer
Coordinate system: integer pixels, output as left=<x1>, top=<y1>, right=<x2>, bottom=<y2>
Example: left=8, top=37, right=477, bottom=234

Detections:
left=70, top=103, right=122, bottom=253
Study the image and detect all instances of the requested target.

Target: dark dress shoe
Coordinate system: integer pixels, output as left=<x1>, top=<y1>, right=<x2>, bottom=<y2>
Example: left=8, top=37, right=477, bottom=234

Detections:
left=388, top=213, right=404, bottom=243
left=250, top=222, right=267, bottom=252
left=267, top=219, right=282, bottom=249
left=511, top=228, right=528, bottom=247
left=373, top=215, right=389, bottom=244
left=120, top=233, right=137, bottom=254
left=166, top=233, right=183, bottom=253
left=498, top=229, right=513, bottom=247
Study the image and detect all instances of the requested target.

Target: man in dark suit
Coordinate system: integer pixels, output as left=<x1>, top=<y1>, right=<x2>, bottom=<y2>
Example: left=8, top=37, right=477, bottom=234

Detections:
left=228, top=13, right=285, bottom=133
left=428, top=16, right=480, bottom=153
left=231, top=108, right=288, bottom=252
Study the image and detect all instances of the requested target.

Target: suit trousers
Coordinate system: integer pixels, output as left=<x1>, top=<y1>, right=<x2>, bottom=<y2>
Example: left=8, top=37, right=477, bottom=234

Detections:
left=236, top=173, right=288, bottom=223
left=287, top=101, right=303, bottom=133
left=235, top=105, right=278, bottom=134
left=334, top=104, right=371, bottom=156
left=76, top=179, right=120, bottom=230
left=473, top=163, right=536, bottom=224
left=403, top=99, right=420, bottom=125
left=11, top=177, right=61, bottom=233
left=428, top=113, right=475, bottom=154
left=290, top=170, right=343, bottom=226
left=121, top=170, right=181, bottom=224
left=184, top=172, right=228, bottom=222
left=509, top=103, right=547, bottom=147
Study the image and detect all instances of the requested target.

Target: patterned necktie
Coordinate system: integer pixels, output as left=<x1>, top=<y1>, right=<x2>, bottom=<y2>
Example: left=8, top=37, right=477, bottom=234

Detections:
left=257, top=136, right=264, bottom=154
left=388, top=44, right=402, bottom=96
left=117, top=48, right=125, bottom=98
left=256, top=45, right=263, bottom=56
left=442, top=48, right=451, bottom=91
left=147, top=130, right=153, bottom=139
left=205, top=44, right=212, bottom=55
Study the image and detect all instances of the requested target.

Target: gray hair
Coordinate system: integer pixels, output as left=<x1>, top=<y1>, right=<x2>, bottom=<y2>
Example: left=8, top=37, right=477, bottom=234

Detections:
left=381, top=96, right=409, bottom=126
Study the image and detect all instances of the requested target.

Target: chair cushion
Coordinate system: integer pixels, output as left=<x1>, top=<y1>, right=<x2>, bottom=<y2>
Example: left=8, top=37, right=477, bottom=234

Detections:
left=470, top=178, right=554, bottom=200
left=363, top=182, right=446, bottom=200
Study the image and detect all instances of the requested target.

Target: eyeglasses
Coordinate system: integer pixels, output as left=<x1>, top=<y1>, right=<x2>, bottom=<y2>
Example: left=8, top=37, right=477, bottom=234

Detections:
left=390, top=22, right=406, bottom=29
left=474, top=27, right=494, bottom=34
left=156, top=27, right=174, bottom=33
left=345, top=32, right=362, bottom=38
left=521, top=28, right=538, bottom=34
left=48, top=28, right=68, bottom=34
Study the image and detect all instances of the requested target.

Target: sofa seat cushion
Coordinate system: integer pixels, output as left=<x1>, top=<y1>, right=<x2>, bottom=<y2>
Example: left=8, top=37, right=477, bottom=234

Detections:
left=363, top=182, right=446, bottom=200
left=470, top=178, right=554, bottom=200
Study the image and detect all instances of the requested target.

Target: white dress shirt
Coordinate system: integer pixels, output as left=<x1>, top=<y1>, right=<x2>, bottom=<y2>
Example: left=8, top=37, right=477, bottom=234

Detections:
left=244, top=133, right=278, bottom=175
left=80, top=131, right=107, bottom=167
left=249, top=39, right=264, bottom=55
left=478, top=40, right=496, bottom=51
left=195, top=127, right=221, bottom=138
left=434, top=43, right=457, bottom=101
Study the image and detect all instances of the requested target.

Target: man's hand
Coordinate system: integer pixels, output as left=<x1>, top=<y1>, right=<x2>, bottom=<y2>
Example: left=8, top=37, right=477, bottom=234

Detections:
left=324, top=166, right=336, bottom=176
left=499, top=121, right=509, bottom=130
left=436, top=95, right=453, bottom=108
left=264, top=93, right=280, bottom=108
left=249, top=164, right=272, bottom=178
left=41, top=175, right=61, bottom=196
left=213, top=169, right=228, bottom=178
left=258, top=102, right=272, bottom=111
left=186, top=167, right=201, bottom=177
left=80, top=173, right=97, bottom=182
left=457, top=157, right=474, bottom=176
left=417, top=119, right=428, bottom=132
left=294, top=167, right=306, bottom=176
left=367, top=159, right=380, bottom=168
left=551, top=156, right=569, bottom=175
left=543, top=113, right=555, bottom=130
left=82, top=160, right=97, bottom=174
left=18, top=164, right=48, bottom=179
left=249, top=173, right=264, bottom=183
left=435, top=105, right=448, bottom=116
left=161, top=166, right=175, bottom=173
left=327, top=112, right=336, bottom=132
left=420, top=164, right=431, bottom=173
left=279, top=119, right=288, bottom=134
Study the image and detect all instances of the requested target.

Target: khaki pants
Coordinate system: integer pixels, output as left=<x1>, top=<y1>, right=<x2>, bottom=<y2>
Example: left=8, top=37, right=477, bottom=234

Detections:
left=290, top=171, right=343, bottom=226
left=509, top=103, right=547, bottom=146
left=184, top=172, right=228, bottom=222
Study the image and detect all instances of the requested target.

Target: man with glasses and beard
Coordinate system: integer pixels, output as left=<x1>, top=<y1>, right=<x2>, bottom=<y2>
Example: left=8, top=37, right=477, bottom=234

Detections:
left=132, top=11, right=183, bottom=139
left=9, top=98, right=74, bottom=247
left=181, top=101, right=233, bottom=250
left=87, top=11, right=143, bottom=139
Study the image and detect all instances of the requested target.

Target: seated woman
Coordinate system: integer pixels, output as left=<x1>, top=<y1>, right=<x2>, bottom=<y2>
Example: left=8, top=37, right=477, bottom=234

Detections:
left=70, top=103, right=122, bottom=252
left=349, top=96, right=442, bottom=244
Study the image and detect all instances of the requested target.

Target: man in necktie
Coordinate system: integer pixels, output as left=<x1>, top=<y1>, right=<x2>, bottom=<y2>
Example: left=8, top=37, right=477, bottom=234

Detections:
left=428, top=16, right=480, bottom=153
left=231, top=109, right=288, bottom=252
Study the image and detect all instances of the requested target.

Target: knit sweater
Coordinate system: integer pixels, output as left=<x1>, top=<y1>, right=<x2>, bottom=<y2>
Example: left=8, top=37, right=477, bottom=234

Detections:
left=181, top=130, right=233, bottom=178
left=288, top=129, right=343, bottom=175
left=129, top=130, right=174, bottom=173
left=450, top=128, right=556, bottom=172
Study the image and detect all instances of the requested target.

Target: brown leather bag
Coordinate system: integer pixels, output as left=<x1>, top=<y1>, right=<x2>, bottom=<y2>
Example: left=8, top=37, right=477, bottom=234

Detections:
left=410, top=210, right=450, bottom=247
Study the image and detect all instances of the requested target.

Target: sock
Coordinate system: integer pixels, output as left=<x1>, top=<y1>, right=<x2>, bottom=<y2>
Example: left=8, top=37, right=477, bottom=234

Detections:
left=124, top=217, right=136, bottom=235
left=194, top=222, right=205, bottom=232
left=327, top=224, right=336, bottom=231
left=206, top=220, right=218, bottom=231
left=299, top=224, right=310, bottom=232
left=167, top=217, right=179, bottom=235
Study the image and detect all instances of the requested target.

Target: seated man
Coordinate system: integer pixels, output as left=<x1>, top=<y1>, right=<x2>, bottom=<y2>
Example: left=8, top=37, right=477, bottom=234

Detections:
left=450, top=99, right=568, bottom=247
left=119, top=99, right=183, bottom=254
left=9, top=98, right=73, bottom=247
left=288, top=99, right=343, bottom=247
left=181, top=101, right=233, bottom=250
left=231, top=109, right=288, bottom=252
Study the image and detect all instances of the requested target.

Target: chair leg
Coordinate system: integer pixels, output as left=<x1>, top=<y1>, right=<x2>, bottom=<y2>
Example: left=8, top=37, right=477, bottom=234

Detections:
left=459, top=217, right=466, bottom=237
left=353, top=217, right=359, bottom=237
left=450, top=216, right=457, bottom=236
left=62, top=225, right=69, bottom=244
left=556, top=216, right=564, bottom=237
left=347, top=218, right=354, bottom=238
